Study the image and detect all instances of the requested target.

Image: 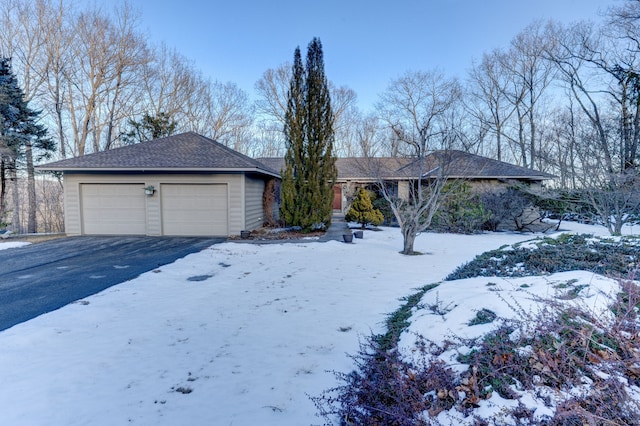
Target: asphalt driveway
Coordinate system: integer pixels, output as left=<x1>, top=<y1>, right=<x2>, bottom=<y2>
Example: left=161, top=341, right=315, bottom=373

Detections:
left=0, top=236, right=224, bottom=331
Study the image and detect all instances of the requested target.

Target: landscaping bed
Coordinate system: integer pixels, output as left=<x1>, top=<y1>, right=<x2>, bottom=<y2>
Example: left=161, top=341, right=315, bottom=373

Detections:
left=315, top=232, right=640, bottom=425
left=228, top=227, right=325, bottom=241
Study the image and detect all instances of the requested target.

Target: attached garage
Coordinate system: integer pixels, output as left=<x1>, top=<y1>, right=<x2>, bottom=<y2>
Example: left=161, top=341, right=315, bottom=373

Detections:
left=161, top=184, right=228, bottom=236
left=80, top=183, right=146, bottom=235
left=38, top=132, right=280, bottom=237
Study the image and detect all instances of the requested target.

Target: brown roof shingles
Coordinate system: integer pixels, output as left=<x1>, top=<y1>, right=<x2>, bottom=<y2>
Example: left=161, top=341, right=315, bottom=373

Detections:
left=257, top=151, right=554, bottom=181
left=39, top=132, right=280, bottom=177
left=406, top=151, right=556, bottom=180
left=39, top=132, right=553, bottom=182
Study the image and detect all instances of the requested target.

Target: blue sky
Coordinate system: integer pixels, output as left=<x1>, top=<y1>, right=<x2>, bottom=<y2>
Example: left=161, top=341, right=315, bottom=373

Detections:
left=111, top=0, right=608, bottom=111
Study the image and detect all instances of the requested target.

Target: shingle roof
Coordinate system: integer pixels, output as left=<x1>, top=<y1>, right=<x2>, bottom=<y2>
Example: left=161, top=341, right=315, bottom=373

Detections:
left=39, top=133, right=553, bottom=182
left=38, top=132, right=280, bottom=177
left=257, top=157, right=414, bottom=180
left=257, top=151, right=555, bottom=182
left=404, top=150, right=556, bottom=180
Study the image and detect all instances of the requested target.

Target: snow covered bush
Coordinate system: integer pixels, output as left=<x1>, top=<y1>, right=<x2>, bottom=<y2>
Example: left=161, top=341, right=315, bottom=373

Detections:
left=448, top=234, right=640, bottom=280
left=316, top=274, right=640, bottom=425
left=313, top=338, right=456, bottom=426
left=315, top=233, right=640, bottom=425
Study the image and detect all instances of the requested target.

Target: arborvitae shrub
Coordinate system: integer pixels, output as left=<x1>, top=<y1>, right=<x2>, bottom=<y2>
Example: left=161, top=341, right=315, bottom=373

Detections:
left=345, top=188, right=384, bottom=229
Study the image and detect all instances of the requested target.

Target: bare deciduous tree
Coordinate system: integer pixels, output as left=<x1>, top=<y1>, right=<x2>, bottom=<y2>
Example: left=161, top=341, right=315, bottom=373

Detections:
left=545, top=12, right=640, bottom=234
left=64, top=4, right=150, bottom=155
left=331, top=85, right=360, bottom=157
left=374, top=70, right=463, bottom=254
left=255, top=63, right=291, bottom=126
left=138, top=43, right=200, bottom=125
left=501, top=21, right=556, bottom=170
left=254, top=62, right=360, bottom=157
left=0, top=0, right=64, bottom=232
left=208, top=81, right=254, bottom=151
left=467, top=49, right=517, bottom=162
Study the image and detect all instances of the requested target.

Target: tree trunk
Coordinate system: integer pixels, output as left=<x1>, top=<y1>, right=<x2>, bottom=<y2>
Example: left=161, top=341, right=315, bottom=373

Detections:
left=25, top=140, right=37, bottom=233
left=0, top=159, right=6, bottom=226
left=613, top=216, right=623, bottom=236
left=11, top=168, right=20, bottom=233
left=54, top=84, right=66, bottom=158
left=401, top=223, right=417, bottom=255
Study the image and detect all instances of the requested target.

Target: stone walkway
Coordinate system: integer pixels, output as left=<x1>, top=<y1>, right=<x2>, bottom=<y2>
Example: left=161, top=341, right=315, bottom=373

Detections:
left=230, top=213, right=350, bottom=244
left=319, top=213, right=349, bottom=242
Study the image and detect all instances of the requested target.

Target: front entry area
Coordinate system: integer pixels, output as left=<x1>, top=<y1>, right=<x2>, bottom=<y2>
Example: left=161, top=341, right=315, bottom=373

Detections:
left=332, top=184, right=342, bottom=211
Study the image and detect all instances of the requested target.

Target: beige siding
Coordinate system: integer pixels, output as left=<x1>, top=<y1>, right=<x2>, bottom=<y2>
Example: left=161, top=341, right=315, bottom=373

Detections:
left=145, top=182, right=162, bottom=236
left=244, top=176, right=265, bottom=230
left=62, top=173, right=244, bottom=236
left=63, top=175, right=82, bottom=235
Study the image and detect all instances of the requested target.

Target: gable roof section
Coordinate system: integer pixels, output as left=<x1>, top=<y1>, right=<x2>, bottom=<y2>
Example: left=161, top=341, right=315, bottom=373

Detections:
left=401, top=150, right=556, bottom=181
left=257, top=157, right=416, bottom=180
left=258, top=151, right=555, bottom=182
left=38, top=132, right=280, bottom=177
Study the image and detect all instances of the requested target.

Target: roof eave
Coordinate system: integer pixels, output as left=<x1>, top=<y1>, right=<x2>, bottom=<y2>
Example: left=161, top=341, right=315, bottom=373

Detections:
left=336, top=175, right=555, bottom=181
left=443, top=175, right=554, bottom=180
left=36, top=166, right=281, bottom=178
left=337, top=176, right=413, bottom=181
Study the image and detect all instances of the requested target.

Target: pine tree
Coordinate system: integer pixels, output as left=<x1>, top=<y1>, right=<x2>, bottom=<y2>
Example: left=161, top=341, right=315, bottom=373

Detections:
left=280, top=38, right=337, bottom=231
left=346, top=188, right=384, bottom=229
left=121, top=112, right=177, bottom=145
left=0, top=57, right=54, bottom=232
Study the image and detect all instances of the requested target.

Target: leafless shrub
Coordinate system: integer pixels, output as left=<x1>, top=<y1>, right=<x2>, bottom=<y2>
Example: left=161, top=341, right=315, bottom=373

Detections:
left=317, top=270, right=640, bottom=425
left=313, top=337, right=452, bottom=425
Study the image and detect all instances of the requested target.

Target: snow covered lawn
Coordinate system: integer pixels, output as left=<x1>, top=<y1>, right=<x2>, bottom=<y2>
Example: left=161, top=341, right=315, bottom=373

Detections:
left=0, top=222, right=633, bottom=425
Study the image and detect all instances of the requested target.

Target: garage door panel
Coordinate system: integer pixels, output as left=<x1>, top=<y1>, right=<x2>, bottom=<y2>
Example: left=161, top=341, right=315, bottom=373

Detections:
left=81, top=184, right=146, bottom=235
left=161, top=184, right=228, bottom=236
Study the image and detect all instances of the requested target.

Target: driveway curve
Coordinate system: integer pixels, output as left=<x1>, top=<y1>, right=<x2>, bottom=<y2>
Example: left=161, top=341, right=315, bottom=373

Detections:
left=0, top=236, right=223, bottom=331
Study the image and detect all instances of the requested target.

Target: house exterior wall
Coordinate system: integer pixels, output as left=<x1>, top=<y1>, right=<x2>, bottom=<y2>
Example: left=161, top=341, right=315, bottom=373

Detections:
left=244, top=175, right=265, bottom=230
left=398, top=181, right=410, bottom=201
left=466, top=179, right=544, bottom=193
left=63, top=172, right=248, bottom=236
left=466, top=179, right=509, bottom=192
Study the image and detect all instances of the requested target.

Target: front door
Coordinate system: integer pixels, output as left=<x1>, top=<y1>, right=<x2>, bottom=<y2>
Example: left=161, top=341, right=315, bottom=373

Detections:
left=332, top=184, right=342, bottom=211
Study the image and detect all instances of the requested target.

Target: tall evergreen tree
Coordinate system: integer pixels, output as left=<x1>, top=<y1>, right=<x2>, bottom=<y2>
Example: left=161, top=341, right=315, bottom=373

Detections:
left=281, top=38, right=337, bottom=231
left=281, top=47, right=307, bottom=227
left=0, top=58, right=54, bottom=232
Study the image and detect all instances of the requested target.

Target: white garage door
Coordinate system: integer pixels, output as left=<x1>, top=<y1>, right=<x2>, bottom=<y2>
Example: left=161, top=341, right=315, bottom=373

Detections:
left=161, top=184, right=228, bottom=236
left=81, top=184, right=146, bottom=235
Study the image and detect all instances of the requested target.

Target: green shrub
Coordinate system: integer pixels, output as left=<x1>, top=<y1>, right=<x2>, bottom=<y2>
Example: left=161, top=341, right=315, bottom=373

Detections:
left=468, top=308, right=497, bottom=326
left=345, top=188, right=384, bottom=229
left=432, top=183, right=490, bottom=234
left=372, top=196, right=394, bottom=226
left=447, top=234, right=640, bottom=280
